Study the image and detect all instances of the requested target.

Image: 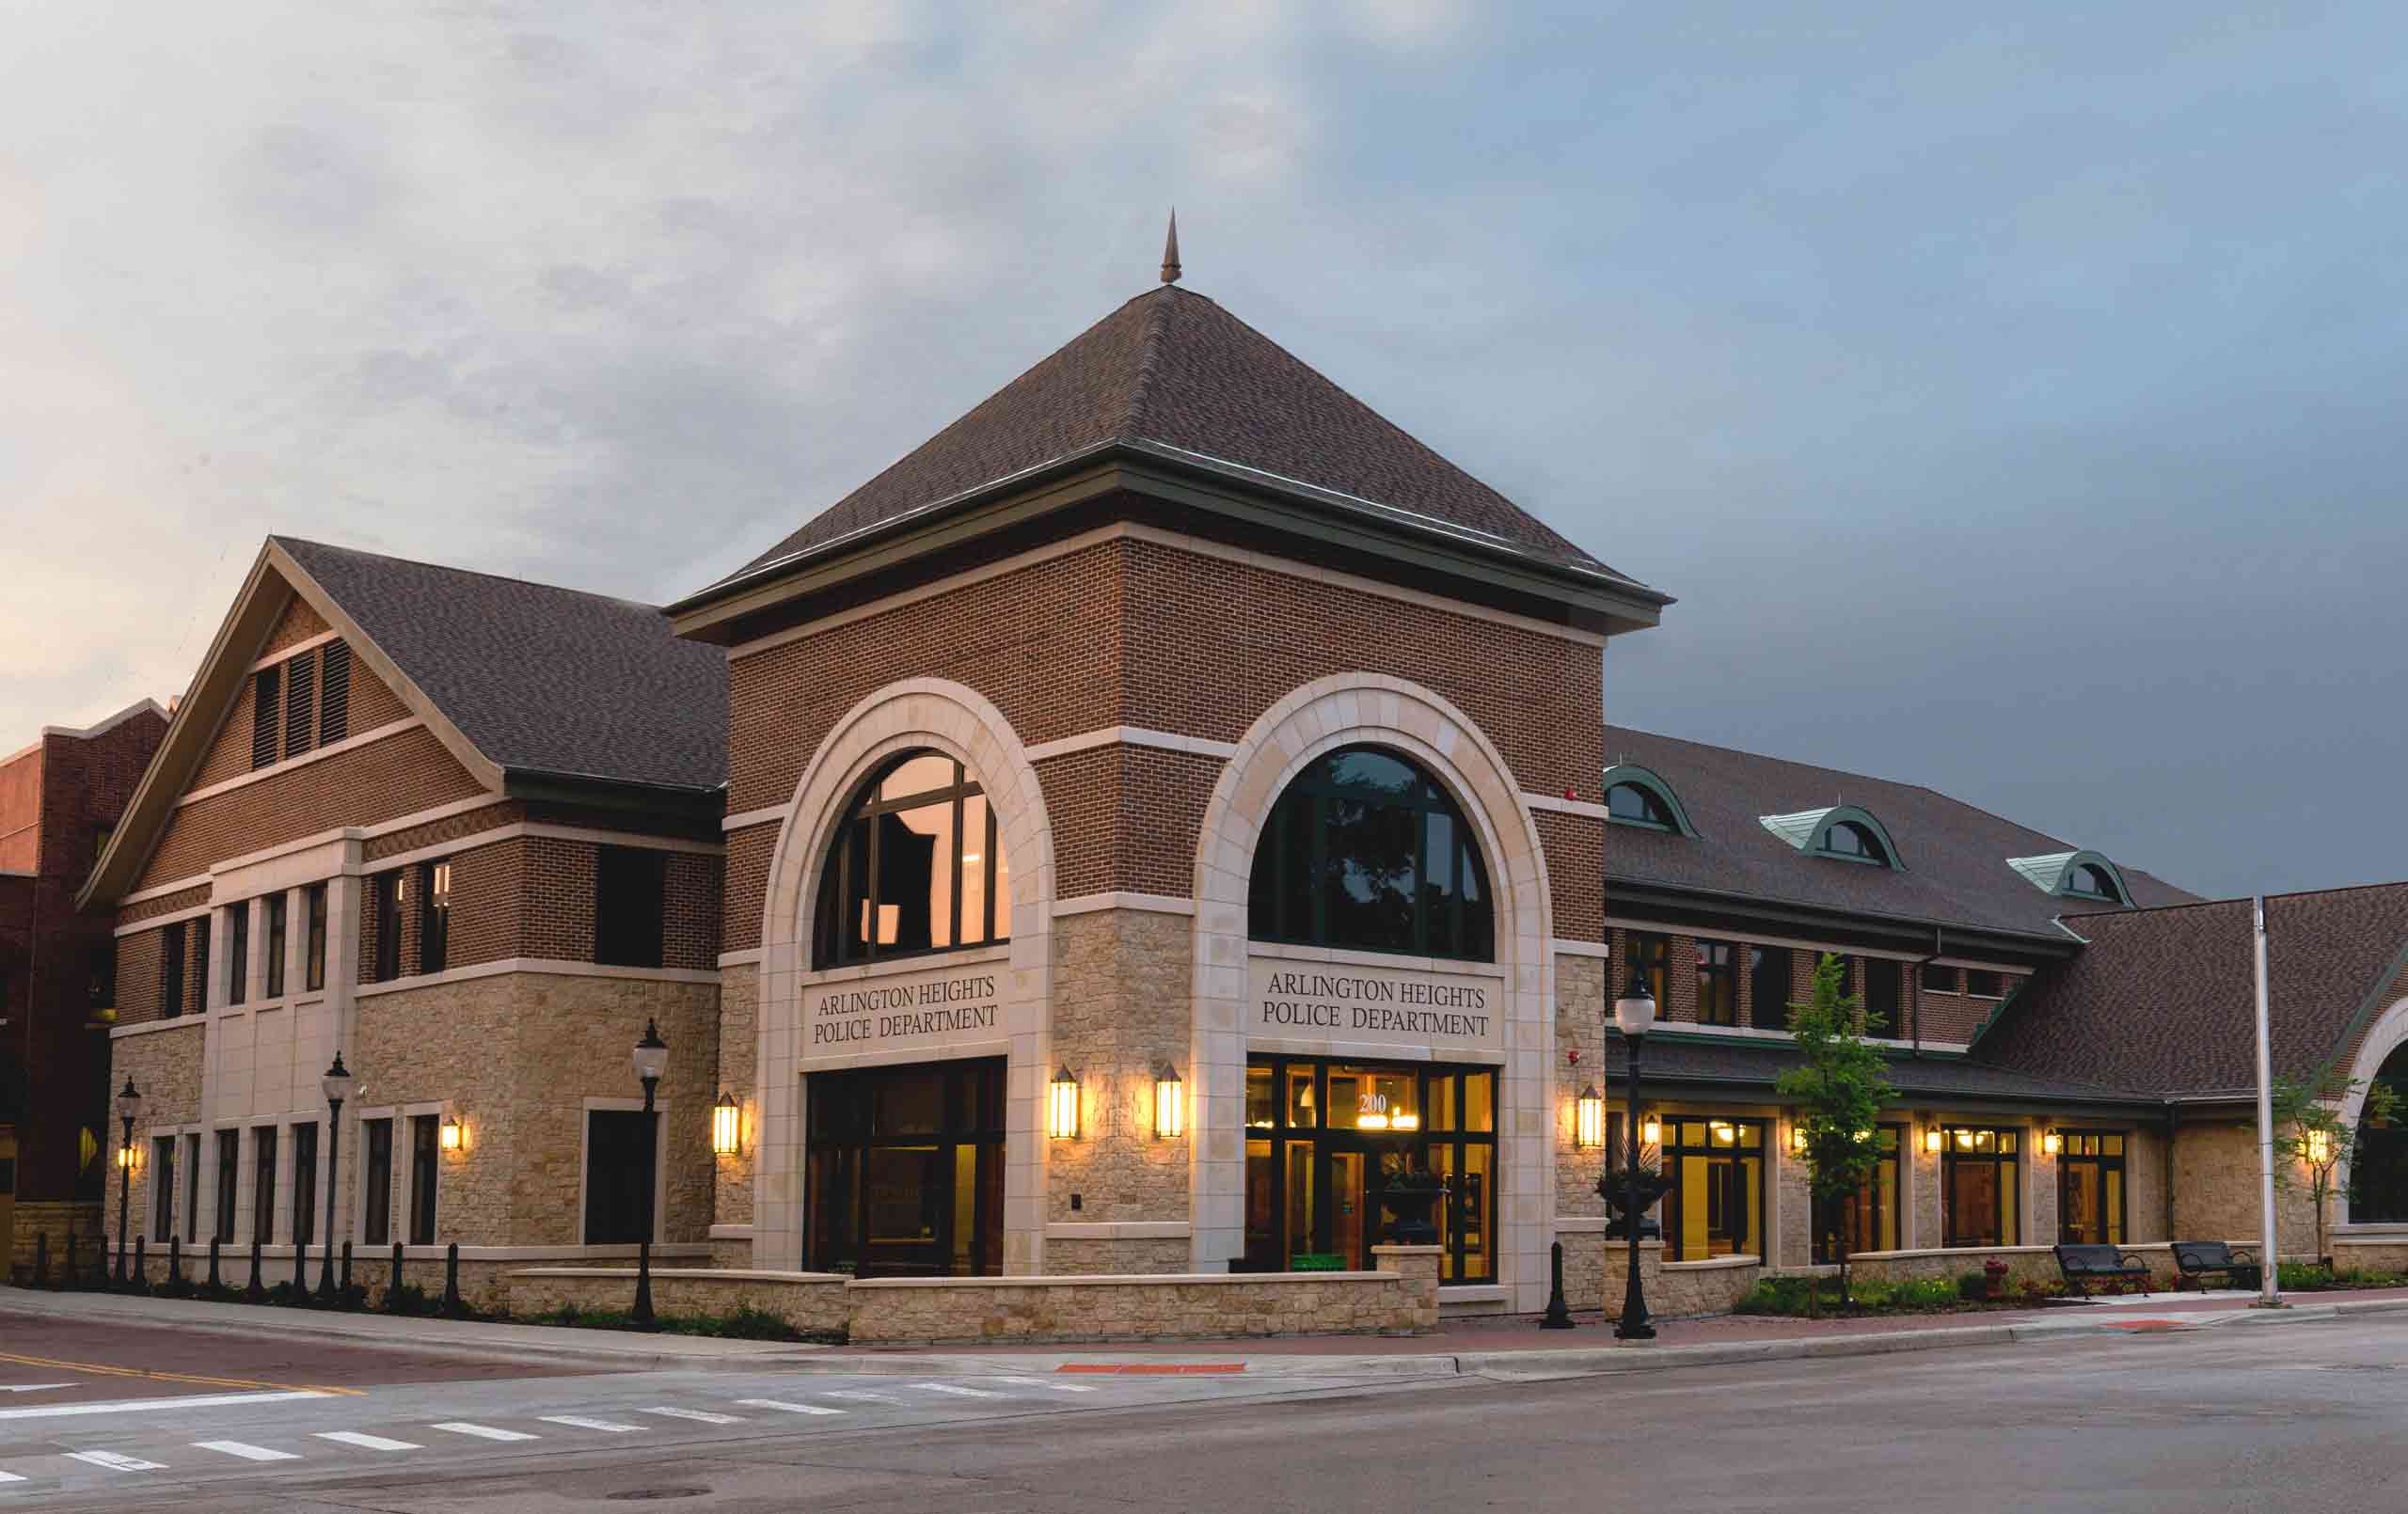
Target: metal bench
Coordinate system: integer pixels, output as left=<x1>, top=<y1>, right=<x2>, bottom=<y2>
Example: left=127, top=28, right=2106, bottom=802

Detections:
left=2171, top=1240, right=2261, bottom=1292
left=2053, top=1243, right=2152, bottom=1298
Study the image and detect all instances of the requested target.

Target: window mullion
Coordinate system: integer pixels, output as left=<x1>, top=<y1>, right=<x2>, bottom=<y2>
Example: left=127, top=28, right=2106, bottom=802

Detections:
left=862, top=804, right=880, bottom=964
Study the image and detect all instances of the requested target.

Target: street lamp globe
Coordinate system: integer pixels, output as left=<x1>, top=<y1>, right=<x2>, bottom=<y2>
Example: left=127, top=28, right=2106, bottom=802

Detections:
left=1613, top=979, right=1657, bottom=1039
left=632, top=1020, right=670, bottom=1086
left=320, top=1052, right=356, bottom=1108
left=115, top=1077, right=143, bottom=1127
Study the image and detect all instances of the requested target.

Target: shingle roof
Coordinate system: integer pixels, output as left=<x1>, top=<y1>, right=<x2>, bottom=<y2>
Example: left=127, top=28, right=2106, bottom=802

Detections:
left=1977, top=884, right=2408, bottom=1097
left=1602, top=727, right=2196, bottom=939
left=276, top=537, right=726, bottom=794
left=710, top=285, right=1644, bottom=591
left=1600, top=1035, right=2159, bottom=1107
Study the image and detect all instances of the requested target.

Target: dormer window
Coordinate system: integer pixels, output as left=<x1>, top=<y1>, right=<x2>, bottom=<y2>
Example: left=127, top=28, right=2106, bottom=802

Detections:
left=1820, top=821, right=1887, bottom=865
left=2065, top=862, right=2122, bottom=902
left=1761, top=806, right=1902, bottom=869
left=2006, top=849, right=2130, bottom=906
left=1600, top=765, right=1698, bottom=837
left=1608, top=782, right=1672, bottom=828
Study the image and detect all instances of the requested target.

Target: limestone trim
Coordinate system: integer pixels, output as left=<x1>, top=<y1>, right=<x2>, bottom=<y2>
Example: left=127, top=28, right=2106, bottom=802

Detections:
left=114, top=903, right=215, bottom=937
left=2337, top=992, right=2408, bottom=1222
left=121, top=872, right=215, bottom=908
left=708, top=1223, right=756, bottom=1240
left=756, top=677, right=1057, bottom=1275
left=1525, top=793, right=1609, bottom=821
left=355, top=959, right=720, bottom=1000
left=1647, top=1023, right=1971, bottom=1055
left=1024, top=726, right=1239, bottom=764
left=177, top=718, right=428, bottom=807
left=1054, top=891, right=1196, bottom=918
left=1552, top=939, right=1611, bottom=960
left=109, top=1016, right=209, bottom=1043
left=721, top=804, right=787, bottom=832
left=1189, top=672, right=1557, bottom=1308
left=718, top=949, right=766, bottom=967
left=250, top=627, right=341, bottom=671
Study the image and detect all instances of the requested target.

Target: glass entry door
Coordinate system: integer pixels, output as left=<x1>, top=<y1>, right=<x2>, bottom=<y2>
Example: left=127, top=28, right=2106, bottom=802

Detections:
left=805, top=1058, right=1004, bottom=1277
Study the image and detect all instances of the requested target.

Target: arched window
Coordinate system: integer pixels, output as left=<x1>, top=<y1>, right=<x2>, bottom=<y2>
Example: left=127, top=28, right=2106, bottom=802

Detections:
left=1608, top=782, right=1673, bottom=828
left=813, top=750, right=1010, bottom=970
left=2353, top=1044, right=2408, bottom=1222
left=2065, top=862, right=2122, bottom=903
left=1247, top=747, right=1495, bottom=962
left=1820, top=821, right=1889, bottom=865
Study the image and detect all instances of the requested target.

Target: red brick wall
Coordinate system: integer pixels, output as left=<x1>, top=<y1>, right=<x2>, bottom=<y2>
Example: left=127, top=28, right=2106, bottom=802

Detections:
left=1537, top=811, right=1604, bottom=943
left=723, top=827, right=773, bottom=954
left=362, top=802, right=523, bottom=863
left=261, top=594, right=329, bottom=656
left=115, top=927, right=166, bottom=1024
left=358, top=834, right=718, bottom=973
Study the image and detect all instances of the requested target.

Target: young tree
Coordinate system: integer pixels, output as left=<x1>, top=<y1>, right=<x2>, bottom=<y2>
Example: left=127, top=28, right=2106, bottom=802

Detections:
left=1775, top=954, right=1898, bottom=1312
left=2273, top=1073, right=2401, bottom=1267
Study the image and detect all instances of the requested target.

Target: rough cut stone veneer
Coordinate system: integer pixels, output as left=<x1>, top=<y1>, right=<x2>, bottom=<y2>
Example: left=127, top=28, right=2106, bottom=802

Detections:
left=108, top=1020, right=207, bottom=1246
left=510, top=1267, right=849, bottom=1335
left=1600, top=1239, right=1761, bottom=1319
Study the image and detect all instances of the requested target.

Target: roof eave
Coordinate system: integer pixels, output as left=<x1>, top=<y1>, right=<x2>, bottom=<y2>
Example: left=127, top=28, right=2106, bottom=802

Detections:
left=1606, top=876, right=2086, bottom=962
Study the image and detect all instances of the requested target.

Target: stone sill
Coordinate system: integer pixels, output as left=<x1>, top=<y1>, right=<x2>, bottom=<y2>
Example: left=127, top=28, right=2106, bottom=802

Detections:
left=1663, top=1254, right=1760, bottom=1271
left=1437, top=1285, right=1510, bottom=1303
left=1248, top=941, right=1510, bottom=979
left=128, top=1243, right=714, bottom=1263
left=109, top=1017, right=207, bottom=1041
left=800, top=942, right=1014, bottom=987
left=848, top=1270, right=1404, bottom=1289
left=513, top=1267, right=846, bottom=1283
left=1850, top=1245, right=2056, bottom=1262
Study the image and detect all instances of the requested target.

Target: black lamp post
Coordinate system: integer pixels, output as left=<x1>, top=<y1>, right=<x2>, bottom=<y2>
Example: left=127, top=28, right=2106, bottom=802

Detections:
left=1613, top=975, right=1656, bottom=1342
left=631, top=1019, right=669, bottom=1330
left=317, top=1052, right=356, bottom=1303
left=114, top=1077, right=143, bottom=1285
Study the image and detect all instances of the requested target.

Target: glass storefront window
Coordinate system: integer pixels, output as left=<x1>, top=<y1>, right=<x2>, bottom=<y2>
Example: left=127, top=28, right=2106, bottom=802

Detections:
left=1660, top=1117, right=1766, bottom=1260
left=1812, top=1125, right=1903, bottom=1263
left=806, top=1059, right=1004, bottom=1276
left=2056, top=1130, right=2127, bottom=1246
left=1942, top=1126, right=2020, bottom=1247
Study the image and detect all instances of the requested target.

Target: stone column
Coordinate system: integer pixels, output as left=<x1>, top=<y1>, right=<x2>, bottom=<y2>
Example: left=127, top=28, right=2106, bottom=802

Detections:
left=1599, top=1237, right=1665, bottom=1321
left=1370, top=1243, right=1443, bottom=1334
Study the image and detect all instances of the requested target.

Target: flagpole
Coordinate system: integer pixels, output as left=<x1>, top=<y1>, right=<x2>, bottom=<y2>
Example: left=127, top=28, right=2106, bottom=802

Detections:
left=2252, top=895, right=2282, bottom=1307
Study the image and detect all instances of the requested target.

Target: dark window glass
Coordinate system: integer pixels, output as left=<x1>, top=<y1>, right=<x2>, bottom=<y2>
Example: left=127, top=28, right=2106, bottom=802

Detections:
left=305, top=884, right=327, bottom=992
left=1921, top=962, right=1958, bottom=993
left=87, top=942, right=115, bottom=1012
left=595, top=846, right=667, bottom=969
left=1246, top=746, right=1494, bottom=963
left=1941, top=1127, right=2021, bottom=1247
left=813, top=753, right=1011, bottom=970
left=1820, top=821, right=1889, bottom=864
left=2067, top=863, right=2121, bottom=902
left=1965, top=969, right=2005, bottom=999
left=362, top=1118, right=393, bottom=1247
left=2057, top=1130, right=2128, bottom=1245
left=189, top=917, right=209, bottom=1015
left=263, top=894, right=287, bottom=999
left=227, top=902, right=249, bottom=1006
left=318, top=640, right=351, bottom=744
left=161, top=921, right=186, bottom=1019
left=291, top=1123, right=318, bottom=1248
left=1660, top=1117, right=1766, bottom=1261
left=1696, top=941, right=1736, bottom=1025
left=1749, top=945, right=1793, bottom=1031
left=253, top=1127, right=277, bottom=1245
left=1863, top=958, right=1902, bottom=1030
left=250, top=666, right=280, bottom=770
left=184, top=1133, right=200, bottom=1242
left=408, top=1114, right=438, bottom=1245
left=805, top=1060, right=1006, bottom=1277
left=1628, top=933, right=1669, bottom=1006
left=419, top=861, right=452, bottom=975
left=1812, top=1126, right=1903, bottom=1262
left=214, top=1129, right=238, bottom=1243
left=152, top=1137, right=176, bottom=1237
left=282, top=649, right=315, bottom=760
left=583, top=1110, right=656, bottom=1245
left=1607, top=782, right=1672, bottom=828
left=372, top=873, right=403, bottom=983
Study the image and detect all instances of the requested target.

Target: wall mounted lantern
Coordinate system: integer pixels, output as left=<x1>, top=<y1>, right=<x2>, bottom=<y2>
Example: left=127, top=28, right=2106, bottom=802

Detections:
left=1789, top=1124, right=1811, bottom=1156
left=1575, top=1086, right=1605, bottom=1150
left=439, top=1115, right=464, bottom=1152
left=2041, top=1128, right=2063, bottom=1157
left=1923, top=1127, right=1944, bottom=1155
left=1047, top=1066, right=1082, bottom=1141
left=1152, top=1064, right=1184, bottom=1141
left=1640, top=1113, right=1662, bottom=1147
left=2305, top=1129, right=2334, bottom=1164
left=711, top=1091, right=742, bottom=1157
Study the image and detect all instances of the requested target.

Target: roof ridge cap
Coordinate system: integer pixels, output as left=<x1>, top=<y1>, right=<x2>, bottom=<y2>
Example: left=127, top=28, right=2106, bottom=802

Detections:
left=1117, top=287, right=1178, bottom=439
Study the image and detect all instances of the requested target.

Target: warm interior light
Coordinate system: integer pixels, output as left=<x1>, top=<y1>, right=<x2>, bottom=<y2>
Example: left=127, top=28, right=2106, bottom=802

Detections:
left=1955, top=1128, right=1974, bottom=1150
left=1924, top=1128, right=1943, bottom=1154
left=1153, top=1064, right=1184, bottom=1141
left=1710, top=1120, right=1737, bottom=1146
left=1789, top=1125, right=1810, bottom=1155
left=2041, top=1128, right=2063, bottom=1156
left=1047, top=1066, right=1082, bottom=1140
left=1640, top=1113, right=1663, bottom=1146
left=438, top=1115, right=463, bottom=1152
left=1389, top=1112, right=1419, bottom=1131
left=1358, top=1112, right=1390, bottom=1129
left=1575, top=1087, right=1605, bottom=1150
left=2306, top=1129, right=2333, bottom=1163
left=711, top=1091, right=742, bottom=1157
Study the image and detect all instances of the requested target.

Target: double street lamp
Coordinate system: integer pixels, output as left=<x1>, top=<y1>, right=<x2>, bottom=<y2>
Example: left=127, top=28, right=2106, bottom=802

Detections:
left=114, top=1078, right=143, bottom=1285
left=631, top=1019, right=669, bottom=1331
left=1613, top=974, right=1657, bottom=1342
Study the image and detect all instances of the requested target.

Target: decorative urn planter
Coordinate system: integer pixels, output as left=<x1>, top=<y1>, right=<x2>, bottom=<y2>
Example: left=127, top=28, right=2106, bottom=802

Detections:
left=1599, top=1167, right=1674, bottom=1239
left=1376, top=1170, right=1451, bottom=1246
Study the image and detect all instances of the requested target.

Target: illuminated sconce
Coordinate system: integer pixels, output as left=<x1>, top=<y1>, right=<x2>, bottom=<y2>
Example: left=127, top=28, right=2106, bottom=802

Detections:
left=1390, top=1111, right=1419, bottom=1131
left=2305, top=1129, right=2333, bottom=1164
left=439, top=1115, right=464, bottom=1152
left=1153, top=1063, right=1184, bottom=1141
left=1047, top=1066, right=1082, bottom=1141
left=711, top=1090, right=742, bottom=1157
left=116, top=1144, right=136, bottom=1172
left=1575, top=1086, right=1606, bottom=1150
left=1923, top=1127, right=1944, bottom=1155
left=1640, top=1112, right=1663, bottom=1146
left=2041, top=1128, right=2063, bottom=1157
left=1789, top=1125, right=1811, bottom=1156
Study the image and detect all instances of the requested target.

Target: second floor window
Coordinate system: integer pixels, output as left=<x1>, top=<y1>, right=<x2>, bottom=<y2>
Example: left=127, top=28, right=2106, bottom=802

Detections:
left=596, top=846, right=668, bottom=969
left=816, top=752, right=1015, bottom=969
left=1749, top=945, right=1792, bottom=1031
left=372, top=873, right=404, bottom=983
left=305, top=884, right=327, bottom=992
left=1627, top=933, right=1669, bottom=1007
left=1696, top=941, right=1736, bottom=1026
left=161, top=920, right=187, bottom=1019
left=1863, top=958, right=1902, bottom=1030
left=263, top=894, right=288, bottom=999
left=419, top=861, right=452, bottom=975
left=226, top=904, right=249, bottom=1007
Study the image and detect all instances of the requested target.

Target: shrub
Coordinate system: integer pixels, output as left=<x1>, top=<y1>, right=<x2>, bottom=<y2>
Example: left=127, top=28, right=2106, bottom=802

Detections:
left=2278, top=1262, right=2335, bottom=1291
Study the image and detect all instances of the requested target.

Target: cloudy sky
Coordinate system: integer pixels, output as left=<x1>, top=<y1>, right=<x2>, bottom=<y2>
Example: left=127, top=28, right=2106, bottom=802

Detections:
left=5, top=2, right=2401, bottom=900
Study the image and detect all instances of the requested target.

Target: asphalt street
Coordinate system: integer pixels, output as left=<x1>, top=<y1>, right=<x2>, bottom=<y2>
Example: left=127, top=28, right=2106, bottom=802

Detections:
left=4, top=1304, right=2403, bottom=1511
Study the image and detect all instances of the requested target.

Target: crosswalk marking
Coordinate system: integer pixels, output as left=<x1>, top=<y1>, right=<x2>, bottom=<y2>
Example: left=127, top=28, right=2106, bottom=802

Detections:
left=65, top=1450, right=166, bottom=1472
left=540, top=1414, right=644, bottom=1433
left=0, top=1389, right=326, bottom=1421
left=823, top=1390, right=899, bottom=1404
left=315, top=1431, right=420, bottom=1452
left=997, top=1376, right=1097, bottom=1393
left=431, top=1422, right=539, bottom=1443
left=641, top=1407, right=744, bottom=1425
left=736, top=1398, right=846, bottom=1416
left=0, top=1470, right=25, bottom=1483
left=911, top=1381, right=1004, bottom=1398
left=193, top=1440, right=301, bottom=1462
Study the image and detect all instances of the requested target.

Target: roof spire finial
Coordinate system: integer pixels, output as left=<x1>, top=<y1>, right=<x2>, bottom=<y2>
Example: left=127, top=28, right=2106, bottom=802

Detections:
left=1160, top=209, right=1181, bottom=284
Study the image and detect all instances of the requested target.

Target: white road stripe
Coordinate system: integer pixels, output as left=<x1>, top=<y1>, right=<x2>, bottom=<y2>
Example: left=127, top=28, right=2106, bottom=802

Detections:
left=0, top=1389, right=326, bottom=1421
left=64, top=1450, right=165, bottom=1472
left=735, top=1398, right=846, bottom=1416
left=315, top=1431, right=421, bottom=1452
left=540, top=1415, right=644, bottom=1433
left=0, top=1383, right=77, bottom=1394
left=640, top=1407, right=744, bottom=1425
left=0, top=1470, right=25, bottom=1483
left=822, top=1391, right=899, bottom=1404
left=911, top=1381, right=1004, bottom=1398
left=431, top=1422, right=539, bottom=1443
left=995, top=1377, right=1097, bottom=1393
left=194, top=1441, right=300, bottom=1462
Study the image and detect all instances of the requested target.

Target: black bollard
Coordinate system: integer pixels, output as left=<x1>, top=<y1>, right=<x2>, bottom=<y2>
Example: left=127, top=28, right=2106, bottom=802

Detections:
left=33, top=1231, right=50, bottom=1289
left=246, top=1239, right=267, bottom=1303
left=133, top=1236, right=148, bottom=1294
left=443, top=1242, right=464, bottom=1318
left=388, top=1241, right=405, bottom=1313
left=167, top=1234, right=183, bottom=1285
left=1539, top=1240, right=1576, bottom=1329
left=292, top=1239, right=309, bottom=1304
left=340, top=1240, right=353, bottom=1301
left=64, top=1232, right=80, bottom=1290
left=207, top=1236, right=222, bottom=1291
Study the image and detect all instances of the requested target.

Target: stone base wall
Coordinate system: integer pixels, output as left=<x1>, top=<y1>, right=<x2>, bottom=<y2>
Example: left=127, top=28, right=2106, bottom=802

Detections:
left=709, top=1238, right=755, bottom=1270
left=1554, top=1227, right=1605, bottom=1311
left=1600, top=1239, right=1759, bottom=1318
left=104, top=1242, right=712, bottom=1316
left=108, top=1021, right=206, bottom=1247
left=8, top=1201, right=103, bottom=1281
left=1848, top=1239, right=2294, bottom=1291
left=1046, top=1236, right=1190, bottom=1275
left=2171, top=1120, right=2321, bottom=1257
left=2329, top=1238, right=2408, bottom=1272
left=510, top=1267, right=848, bottom=1336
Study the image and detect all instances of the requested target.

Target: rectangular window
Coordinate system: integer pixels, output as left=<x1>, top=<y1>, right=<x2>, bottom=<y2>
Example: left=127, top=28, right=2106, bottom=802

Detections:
left=1812, top=1125, right=1903, bottom=1263
left=1628, top=933, right=1670, bottom=1007
left=162, top=921, right=187, bottom=1019
left=1941, top=1127, right=2021, bottom=1247
left=183, top=1132, right=201, bottom=1243
left=419, top=861, right=452, bottom=975
left=318, top=641, right=351, bottom=744
left=281, top=649, right=315, bottom=760
left=305, top=884, right=327, bottom=993
left=152, top=1137, right=176, bottom=1237
left=227, top=902, right=249, bottom=1006
left=584, top=1110, right=657, bottom=1245
left=1965, top=969, right=2006, bottom=999
left=408, top=1113, right=439, bottom=1246
left=87, top=942, right=115, bottom=1013
left=1659, top=1116, right=1766, bottom=1262
left=371, top=873, right=403, bottom=983
left=2057, top=1130, right=2129, bottom=1246
left=1749, top=945, right=1793, bottom=1030
left=1863, top=958, right=1902, bottom=1031
left=1695, top=941, right=1736, bottom=1026
left=214, top=1129, right=239, bottom=1243
left=361, top=1118, right=393, bottom=1247
left=263, top=894, right=288, bottom=999
left=594, top=846, right=667, bottom=969
left=1921, top=962, right=1959, bottom=993
left=253, top=1127, right=277, bottom=1245
left=189, top=916, right=209, bottom=1016
left=290, top=1123, right=318, bottom=1248
left=250, top=665, right=281, bottom=770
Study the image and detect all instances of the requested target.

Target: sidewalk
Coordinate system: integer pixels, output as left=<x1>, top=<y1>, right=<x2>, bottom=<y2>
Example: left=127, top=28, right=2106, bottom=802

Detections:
left=10, top=1282, right=2405, bottom=1381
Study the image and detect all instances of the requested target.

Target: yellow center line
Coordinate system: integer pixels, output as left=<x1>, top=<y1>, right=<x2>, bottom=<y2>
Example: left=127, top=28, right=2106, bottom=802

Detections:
left=0, top=1350, right=365, bottom=1397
